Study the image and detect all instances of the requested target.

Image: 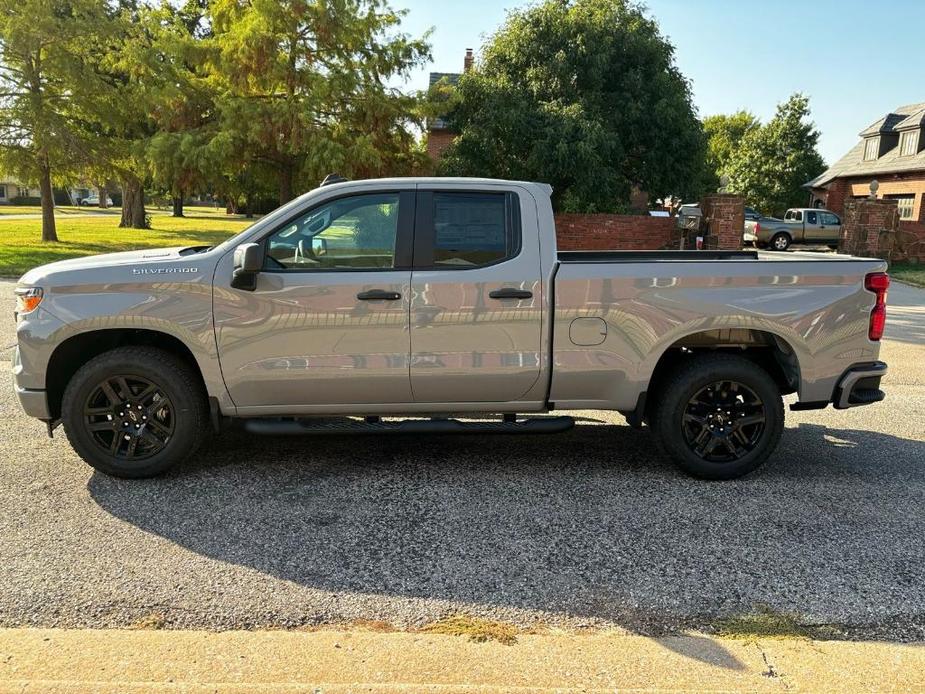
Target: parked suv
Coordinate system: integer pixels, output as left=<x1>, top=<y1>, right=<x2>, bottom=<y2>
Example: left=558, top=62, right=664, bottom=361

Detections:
left=79, top=194, right=113, bottom=208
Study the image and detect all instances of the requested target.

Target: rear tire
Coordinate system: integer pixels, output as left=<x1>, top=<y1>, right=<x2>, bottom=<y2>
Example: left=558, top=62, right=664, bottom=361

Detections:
left=651, top=353, right=784, bottom=480
left=61, top=347, right=209, bottom=478
left=770, top=233, right=791, bottom=251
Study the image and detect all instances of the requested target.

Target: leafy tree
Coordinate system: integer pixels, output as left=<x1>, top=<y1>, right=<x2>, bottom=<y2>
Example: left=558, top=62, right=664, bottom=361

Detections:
left=438, top=0, right=706, bottom=212
left=204, top=0, right=431, bottom=205
left=144, top=1, right=217, bottom=218
left=92, top=1, right=190, bottom=229
left=725, top=94, right=825, bottom=217
left=702, top=110, right=759, bottom=192
left=0, top=0, right=113, bottom=241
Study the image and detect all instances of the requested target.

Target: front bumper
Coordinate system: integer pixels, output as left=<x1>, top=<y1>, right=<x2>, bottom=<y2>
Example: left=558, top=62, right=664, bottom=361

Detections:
left=15, top=384, right=51, bottom=419
left=11, top=345, right=51, bottom=419
left=833, top=361, right=887, bottom=410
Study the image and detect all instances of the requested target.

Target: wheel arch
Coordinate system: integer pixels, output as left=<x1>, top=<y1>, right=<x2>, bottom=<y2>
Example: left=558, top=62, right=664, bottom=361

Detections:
left=45, top=328, right=209, bottom=420
left=642, top=327, right=801, bottom=420
left=770, top=230, right=793, bottom=247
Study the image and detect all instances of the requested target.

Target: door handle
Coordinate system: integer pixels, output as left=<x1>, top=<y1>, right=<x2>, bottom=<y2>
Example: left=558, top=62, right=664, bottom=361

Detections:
left=489, top=288, right=533, bottom=300
left=357, top=289, right=401, bottom=301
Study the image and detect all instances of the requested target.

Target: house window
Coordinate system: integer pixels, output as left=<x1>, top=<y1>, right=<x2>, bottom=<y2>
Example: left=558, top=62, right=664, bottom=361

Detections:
left=899, top=130, right=918, bottom=156
left=888, top=195, right=915, bottom=220
left=18, top=186, right=29, bottom=197
left=0, top=185, right=6, bottom=199
left=863, top=137, right=879, bottom=161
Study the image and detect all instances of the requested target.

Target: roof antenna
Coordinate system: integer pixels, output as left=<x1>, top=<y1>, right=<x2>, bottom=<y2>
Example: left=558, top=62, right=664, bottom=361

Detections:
left=320, top=173, right=348, bottom=187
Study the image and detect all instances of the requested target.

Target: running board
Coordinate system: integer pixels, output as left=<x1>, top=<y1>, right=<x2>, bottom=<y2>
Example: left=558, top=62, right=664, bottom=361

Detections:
left=242, top=416, right=575, bottom=436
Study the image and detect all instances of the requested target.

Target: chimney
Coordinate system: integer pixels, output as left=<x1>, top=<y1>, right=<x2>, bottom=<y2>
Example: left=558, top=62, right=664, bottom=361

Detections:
left=464, top=48, right=474, bottom=72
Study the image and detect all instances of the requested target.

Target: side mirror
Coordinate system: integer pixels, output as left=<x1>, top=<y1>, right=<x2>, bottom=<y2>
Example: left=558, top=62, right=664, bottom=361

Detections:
left=231, top=242, right=262, bottom=291
left=311, top=237, right=327, bottom=256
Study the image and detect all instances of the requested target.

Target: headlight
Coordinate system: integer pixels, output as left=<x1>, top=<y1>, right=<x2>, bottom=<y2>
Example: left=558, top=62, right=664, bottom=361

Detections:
left=14, top=286, right=43, bottom=315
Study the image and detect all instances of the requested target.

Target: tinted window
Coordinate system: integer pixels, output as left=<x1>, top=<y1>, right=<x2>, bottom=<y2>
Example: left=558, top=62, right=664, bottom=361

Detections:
left=265, top=193, right=400, bottom=270
left=431, top=193, right=517, bottom=267
left=806, top=211, right=817, bottom=224
left=820, top=212, right=840, bottom=225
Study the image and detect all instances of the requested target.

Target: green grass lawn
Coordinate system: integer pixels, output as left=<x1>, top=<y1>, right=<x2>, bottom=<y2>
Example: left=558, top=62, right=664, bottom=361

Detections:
left=890, top=262, right=925, bottom=288
left=0, top=212, right=255, bottom=277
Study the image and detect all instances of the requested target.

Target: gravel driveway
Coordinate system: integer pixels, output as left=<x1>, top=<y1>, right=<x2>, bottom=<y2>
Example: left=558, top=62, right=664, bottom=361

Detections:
left=1, top=279, right=923, bottom=640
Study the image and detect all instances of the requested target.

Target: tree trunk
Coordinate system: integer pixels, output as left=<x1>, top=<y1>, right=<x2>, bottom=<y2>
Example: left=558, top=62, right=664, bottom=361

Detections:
left=278, top=167, right=294, bottom=205
left=98, top=183, right=108, bottom=209
left=171, top=191, right=184, bottom=217
left=245, top=188, right=254, bottom=219
left=38, top=157, right=58, bottom=242
left=119, top=178, right=148, bottom=229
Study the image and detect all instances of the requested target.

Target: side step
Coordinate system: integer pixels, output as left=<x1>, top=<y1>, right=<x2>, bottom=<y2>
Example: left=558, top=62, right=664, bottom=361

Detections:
left=242, top=415, right=575, bottom=436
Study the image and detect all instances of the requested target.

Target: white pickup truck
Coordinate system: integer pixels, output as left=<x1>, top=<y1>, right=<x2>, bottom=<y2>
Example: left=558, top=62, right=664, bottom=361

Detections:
left=13, top=177, right=889, bottom=480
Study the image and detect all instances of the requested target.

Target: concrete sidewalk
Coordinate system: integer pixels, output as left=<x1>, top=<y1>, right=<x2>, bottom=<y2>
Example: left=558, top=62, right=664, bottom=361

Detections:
left=1, top=628, right=923, bottom=693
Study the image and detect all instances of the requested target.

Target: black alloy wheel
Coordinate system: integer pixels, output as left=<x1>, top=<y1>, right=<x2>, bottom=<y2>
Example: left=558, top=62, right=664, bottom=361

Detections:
left=681, top=380, right=766, bottom=463
left=83, top=374, right=175, bottom=460
left=61, top=346, right=209, bottom=477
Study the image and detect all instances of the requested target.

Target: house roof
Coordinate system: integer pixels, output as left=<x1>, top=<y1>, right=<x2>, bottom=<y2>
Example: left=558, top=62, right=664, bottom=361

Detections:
left=895, top=107, right=925, bottom=131
left=428, top=72, right=461, bottom=88
left=806, top=102, right=925, bottom=188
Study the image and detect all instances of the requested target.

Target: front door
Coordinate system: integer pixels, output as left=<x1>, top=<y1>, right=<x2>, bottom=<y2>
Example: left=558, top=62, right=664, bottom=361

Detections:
left=213, top=190, right=415, bottom=409
left=816, top=211, right=841, bottom=243
left=409, top=188, right=544, bottom=403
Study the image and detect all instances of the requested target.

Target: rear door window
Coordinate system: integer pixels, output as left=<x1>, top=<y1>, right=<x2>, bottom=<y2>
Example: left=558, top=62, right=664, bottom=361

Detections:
left=415, top=191, right=521, bottom=268
left=806, top=211, right=818, bottom=224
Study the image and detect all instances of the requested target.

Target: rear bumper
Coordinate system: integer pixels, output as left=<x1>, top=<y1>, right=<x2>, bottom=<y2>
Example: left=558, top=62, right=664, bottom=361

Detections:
left=833, top=361, right=887, bottom=410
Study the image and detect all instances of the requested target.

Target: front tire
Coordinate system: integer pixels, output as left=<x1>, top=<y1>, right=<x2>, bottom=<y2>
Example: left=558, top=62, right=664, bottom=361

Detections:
left=770, top=233, right=791, bottom=251
left=651, top=354, right=784, bottom=480
left=61, top=347, right=209, bottom=478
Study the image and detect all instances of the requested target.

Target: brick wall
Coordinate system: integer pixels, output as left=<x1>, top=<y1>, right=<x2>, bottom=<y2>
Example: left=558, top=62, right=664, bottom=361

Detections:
left=554, top=213, right=677, bottom=251
left=426, top=130, right=455, bottom=162
left=894, top=221, right=925, bottom=262
left=839, top=198, right=899, bottom=259
left=700, top=194, right=744, bottom=250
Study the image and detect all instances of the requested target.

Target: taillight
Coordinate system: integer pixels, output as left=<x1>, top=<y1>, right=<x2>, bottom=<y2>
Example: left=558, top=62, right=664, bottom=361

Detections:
left=755, top=222, right=761, bottom=235
left=865, top=272, right=889, bottom=341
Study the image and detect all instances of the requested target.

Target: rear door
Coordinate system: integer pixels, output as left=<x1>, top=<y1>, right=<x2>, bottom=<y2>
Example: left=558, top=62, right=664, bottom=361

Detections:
left=409, top=186, right=544, bottom=403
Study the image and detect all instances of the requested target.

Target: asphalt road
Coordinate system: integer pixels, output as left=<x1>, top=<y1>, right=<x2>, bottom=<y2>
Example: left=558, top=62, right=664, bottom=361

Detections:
left=1, top=280, right=923, bottom=640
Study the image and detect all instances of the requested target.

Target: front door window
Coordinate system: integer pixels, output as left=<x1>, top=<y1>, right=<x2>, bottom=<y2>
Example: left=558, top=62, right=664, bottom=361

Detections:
left=266, top=193, right=401, bottom=270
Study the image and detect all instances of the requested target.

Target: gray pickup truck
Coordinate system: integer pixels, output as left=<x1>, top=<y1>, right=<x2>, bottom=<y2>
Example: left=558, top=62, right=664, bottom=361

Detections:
left=746, top=208, right=842, bottom=251
left=13, top=178, right=889, bottom=480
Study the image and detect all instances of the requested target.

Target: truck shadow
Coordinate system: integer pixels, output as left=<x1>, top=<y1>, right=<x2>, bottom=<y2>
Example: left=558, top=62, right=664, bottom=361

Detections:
left=87, top=421, right=925, bottom=640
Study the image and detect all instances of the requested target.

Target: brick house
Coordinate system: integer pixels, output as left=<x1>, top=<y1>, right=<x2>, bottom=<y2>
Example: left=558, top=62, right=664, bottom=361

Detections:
left=426, top=49, right=473, bottom=162
left=805, top=102, right=925, bottom=230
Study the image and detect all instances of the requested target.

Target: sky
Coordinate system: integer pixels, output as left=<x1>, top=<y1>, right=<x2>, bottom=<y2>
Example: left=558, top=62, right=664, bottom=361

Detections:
left=391, top=0, right=925, bottom=165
